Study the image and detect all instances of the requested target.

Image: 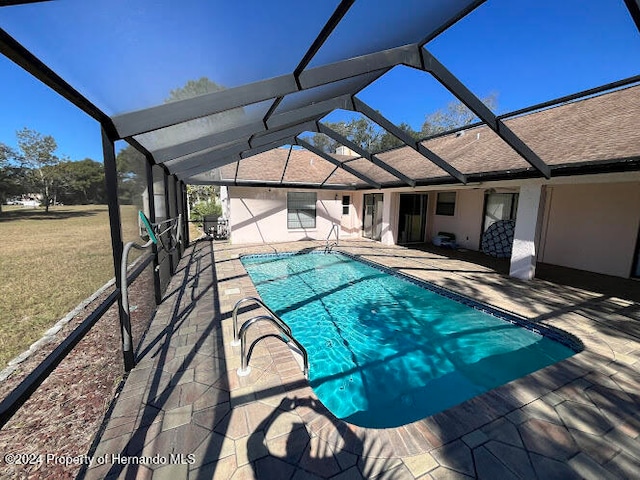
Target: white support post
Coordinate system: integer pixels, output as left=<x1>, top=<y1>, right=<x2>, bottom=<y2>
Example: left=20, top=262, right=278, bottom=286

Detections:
left=509, top=184, right=545, bottom=280
left=381, top=191, right=395, bottom=245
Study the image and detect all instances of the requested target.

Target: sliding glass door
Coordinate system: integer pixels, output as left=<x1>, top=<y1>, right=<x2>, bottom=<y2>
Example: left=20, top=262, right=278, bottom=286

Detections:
left=363, top=194, right=383, bottom=241
left=398, top=194, right=428, bottom=244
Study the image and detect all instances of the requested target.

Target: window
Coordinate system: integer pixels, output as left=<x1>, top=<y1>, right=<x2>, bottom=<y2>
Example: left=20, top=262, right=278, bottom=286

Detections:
left=482, top=193, right=519, bottom=232
left=436, top=192, right=456, bottom=216
left=342, top=195, right=350, bottom=215
left=287, top=192, right=316, bottom=229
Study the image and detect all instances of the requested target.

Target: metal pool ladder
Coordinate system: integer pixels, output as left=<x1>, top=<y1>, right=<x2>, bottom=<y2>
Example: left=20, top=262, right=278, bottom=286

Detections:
left=325, top=222, right=339, bottom=252
left=232, top=297, right=309, bottom=378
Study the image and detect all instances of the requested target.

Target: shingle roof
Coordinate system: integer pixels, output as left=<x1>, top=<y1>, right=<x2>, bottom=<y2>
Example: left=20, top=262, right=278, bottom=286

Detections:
left=508, top=85, right=640, bottom=166
left=197, top=84, right=640, bottom=187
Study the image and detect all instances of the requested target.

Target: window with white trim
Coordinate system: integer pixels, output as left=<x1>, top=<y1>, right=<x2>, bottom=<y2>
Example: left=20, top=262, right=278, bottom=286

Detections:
left=342, top=195, right=350, bottom=215
left=436, top=191, right=456, bottom=216
left=287, top=192, right=316, bottom=229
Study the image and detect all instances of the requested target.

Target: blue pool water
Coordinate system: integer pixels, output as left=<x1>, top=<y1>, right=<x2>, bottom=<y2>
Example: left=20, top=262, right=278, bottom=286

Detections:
left=241, top=252, right=576, bottom=428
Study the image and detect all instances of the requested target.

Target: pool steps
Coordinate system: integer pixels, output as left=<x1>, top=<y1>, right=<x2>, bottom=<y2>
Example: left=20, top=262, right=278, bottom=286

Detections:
left=232, top=297, right=309, bottom=379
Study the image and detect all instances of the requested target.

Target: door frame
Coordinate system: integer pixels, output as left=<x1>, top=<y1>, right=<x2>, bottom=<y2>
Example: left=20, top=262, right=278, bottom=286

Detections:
left=362, top=193, right=384, bottom=241
left=397, top=193, right=428, bottom=244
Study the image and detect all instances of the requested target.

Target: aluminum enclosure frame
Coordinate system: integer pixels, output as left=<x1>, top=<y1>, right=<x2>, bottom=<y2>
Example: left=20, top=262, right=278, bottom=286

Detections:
left=0, top=0, right=638, bottom=427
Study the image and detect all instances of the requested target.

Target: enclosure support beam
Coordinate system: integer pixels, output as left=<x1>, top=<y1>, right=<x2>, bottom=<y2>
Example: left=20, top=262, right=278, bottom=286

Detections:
left=624, top=0, right=640, bottom=33
left=280, top=145, right=294, bottom=184
left=175, top=137, right=293, bottom=179
left=242, top=138, right=296, bottom=159
left=318, top=122, right=416, bottom=187
left=421, top=49, right=551, bottom=179
left=112, top=44, right=416, bottom=139
left=295, top=137, right=382, bottom=189
left=0, top=28, right=117, bottom=137
left=102, top=127, right=135, bottom=372
left=165, top=100, right=337, bottom=175
left=165, top=139, right=249, bottom=174
left=351, top=97, right=467, bottom=184
left=181, top=182, right=189, bottom=246
left=144, top=155, right=163, bottom=304
left=173, top=176, right=181, bottom=256
left=250, top=120, right=319, bottom=148
left=261, top=0, right=356, bottom=126
left=163, top=172, right=175, bottom=276
left=155, top=95, right=351, bottom=172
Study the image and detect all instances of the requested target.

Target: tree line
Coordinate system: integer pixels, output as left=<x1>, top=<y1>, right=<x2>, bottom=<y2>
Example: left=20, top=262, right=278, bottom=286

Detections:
left=0, top=128, right=107, bottom=212
left=0, top=78, right=228, bottom=214
left=0, top=126, right=221, bottom=220
left=0, top=128, right=152, bottom=214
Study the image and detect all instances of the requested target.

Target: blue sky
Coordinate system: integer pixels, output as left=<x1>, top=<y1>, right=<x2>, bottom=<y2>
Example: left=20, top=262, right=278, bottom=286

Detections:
left=0, top=0, right=638, bottom=164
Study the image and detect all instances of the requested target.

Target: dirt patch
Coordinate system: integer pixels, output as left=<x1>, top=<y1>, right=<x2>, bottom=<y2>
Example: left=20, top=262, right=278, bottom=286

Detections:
left=0, top=266, right=157, bottom=479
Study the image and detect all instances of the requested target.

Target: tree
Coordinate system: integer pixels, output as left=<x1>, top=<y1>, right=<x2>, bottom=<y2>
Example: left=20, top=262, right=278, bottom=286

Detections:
left=166, top=77, right=225, bottom=103
left=38, top=160, right=71, bottom=207
left=0, top=142, right=11, bottom=166
left=306, top=95, right=500, bottom=155
left=15, top=128, right=60, bottom=212
left=166, top=77, right=244, bottom=136
left=116, top=145, right=147, bottom=205
left=143, top=77, right=243, bottom=152
left=0, top=143, right=24, bottom=213
left=187, top=185, right=218, bottom=209
left=376, top=122, right=421, bottom=151
left=190, top=199, right=222, bottom=225
left=308, top=132, right=335, bottom=154
left=310, top=119, right=377, bottom=154
left=311, top=118, right=421, bottom=154
left=58, top=159, right=106, bottom=204
left=421, top=93, right=498, bottom=136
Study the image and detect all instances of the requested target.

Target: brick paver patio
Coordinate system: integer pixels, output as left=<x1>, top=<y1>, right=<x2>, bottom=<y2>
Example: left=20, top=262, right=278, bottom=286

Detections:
left=85, top=238, right=640, bottom=479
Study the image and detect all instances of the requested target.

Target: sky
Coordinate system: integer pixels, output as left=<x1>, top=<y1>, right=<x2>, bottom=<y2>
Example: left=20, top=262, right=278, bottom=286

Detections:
left=0, top=0, right=638, bottom=164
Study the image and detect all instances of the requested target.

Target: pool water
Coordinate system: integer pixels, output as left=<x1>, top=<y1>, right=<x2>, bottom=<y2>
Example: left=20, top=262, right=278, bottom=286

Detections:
left=241, top=252, right=576, bottom=428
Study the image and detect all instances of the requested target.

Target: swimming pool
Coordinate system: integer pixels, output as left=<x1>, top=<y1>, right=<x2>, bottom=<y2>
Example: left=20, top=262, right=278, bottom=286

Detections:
left=241, top=252, right=578, bottom=428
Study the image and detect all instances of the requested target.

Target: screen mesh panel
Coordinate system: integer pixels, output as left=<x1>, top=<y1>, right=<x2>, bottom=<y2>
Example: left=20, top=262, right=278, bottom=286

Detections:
left=282, top=150, right=337, bottom=184
left=505, top=85, right=640, bottom=167
left=375, top=146, right=450, bottom=181
left=236, top=149, right=289, bottom=182
left=420, top=127, right=530, bottom=175
left=0, top=0, right=342, bottom=114
left=345, top=157, right=404, bottom=185
left=308, top=0, right=480, bottom=68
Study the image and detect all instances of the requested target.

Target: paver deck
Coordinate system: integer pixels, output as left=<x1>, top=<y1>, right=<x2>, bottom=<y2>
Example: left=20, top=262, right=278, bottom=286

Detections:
left=85, top=238, right=640, bottom=479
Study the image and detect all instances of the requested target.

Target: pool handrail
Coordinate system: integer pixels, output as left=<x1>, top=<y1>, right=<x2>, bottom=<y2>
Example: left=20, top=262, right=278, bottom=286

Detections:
left=325, top=223, right=339, bottom=253
left=236, top=314, right=309, bottom=379
left=232, top=296, right=290, bottom=346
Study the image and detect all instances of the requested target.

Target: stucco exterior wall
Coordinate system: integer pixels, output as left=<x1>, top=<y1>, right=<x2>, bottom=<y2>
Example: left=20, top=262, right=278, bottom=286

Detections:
left=228, top=178, right=640, bottom=278
left=427, top=189, right=485, bottom=250
left=538, top=182, right=640, bottom=277
left=228, top=187, right=344, bottom=244
left=339, top=192, right=362, bottom=238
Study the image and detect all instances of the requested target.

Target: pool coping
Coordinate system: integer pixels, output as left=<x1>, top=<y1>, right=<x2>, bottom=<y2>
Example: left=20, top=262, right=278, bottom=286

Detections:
left=233, top=246, right=604, bottom=458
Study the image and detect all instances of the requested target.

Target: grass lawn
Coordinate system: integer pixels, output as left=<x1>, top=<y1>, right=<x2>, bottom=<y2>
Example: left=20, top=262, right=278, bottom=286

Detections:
left=189, top=220, right=205, bottom=241
left=0, top=204, right=141, bottom=367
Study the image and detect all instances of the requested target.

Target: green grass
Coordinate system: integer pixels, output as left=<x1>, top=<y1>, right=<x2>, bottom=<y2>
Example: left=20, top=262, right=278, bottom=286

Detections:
left=0, top=205, right=141, bottom=367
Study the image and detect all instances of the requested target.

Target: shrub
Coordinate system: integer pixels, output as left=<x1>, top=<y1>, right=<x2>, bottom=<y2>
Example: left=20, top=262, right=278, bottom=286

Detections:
left=190, top=200, right=222, bottom=225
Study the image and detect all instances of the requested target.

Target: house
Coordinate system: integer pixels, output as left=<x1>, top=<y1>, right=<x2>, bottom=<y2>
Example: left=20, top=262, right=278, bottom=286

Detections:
left=213, top=84, right=640, bottom=280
